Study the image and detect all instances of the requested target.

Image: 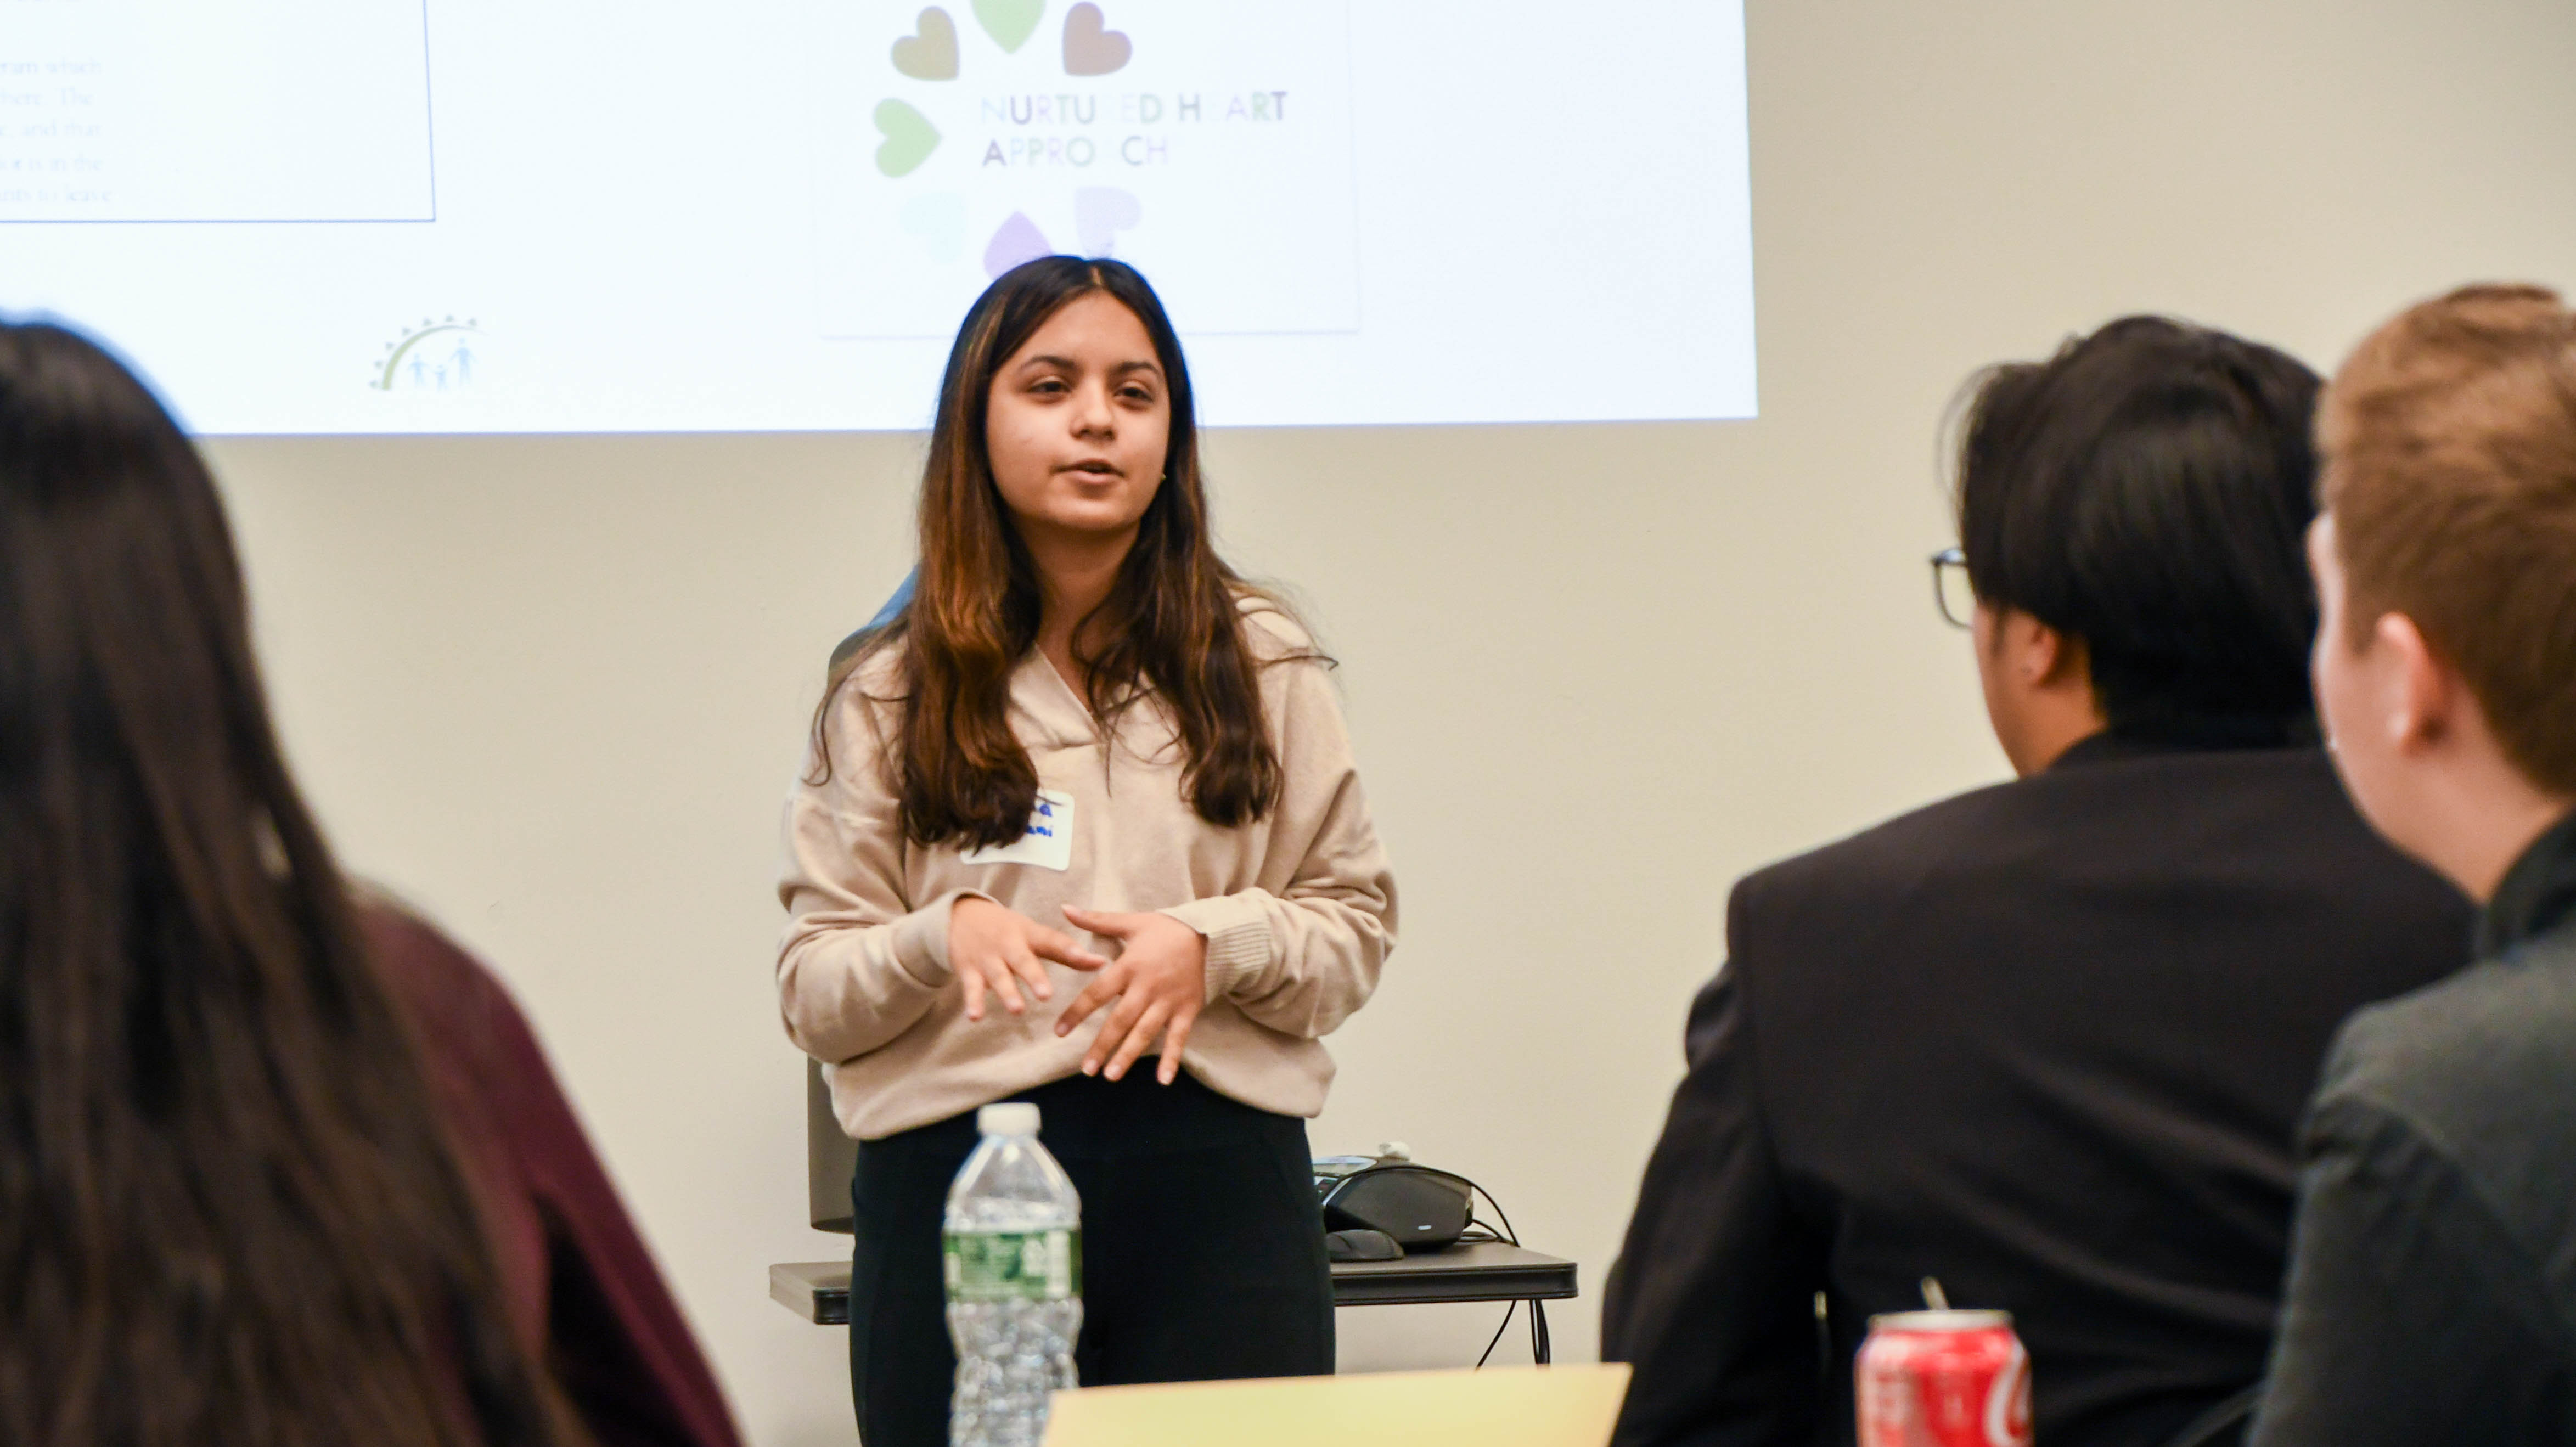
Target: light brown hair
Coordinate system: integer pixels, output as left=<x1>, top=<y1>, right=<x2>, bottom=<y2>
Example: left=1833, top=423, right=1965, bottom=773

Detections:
left=2319, top=283, right=2576, bottom=795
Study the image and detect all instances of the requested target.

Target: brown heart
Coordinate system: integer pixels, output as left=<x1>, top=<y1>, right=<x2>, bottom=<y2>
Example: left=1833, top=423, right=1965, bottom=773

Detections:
left=892, top=7, right=959, bottom=81
left=1062, top=3, right=1131, bottom=77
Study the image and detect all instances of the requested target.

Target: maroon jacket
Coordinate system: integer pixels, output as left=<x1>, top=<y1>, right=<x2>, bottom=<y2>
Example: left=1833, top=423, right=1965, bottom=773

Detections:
left=363, top=903, right=743, bottom=1447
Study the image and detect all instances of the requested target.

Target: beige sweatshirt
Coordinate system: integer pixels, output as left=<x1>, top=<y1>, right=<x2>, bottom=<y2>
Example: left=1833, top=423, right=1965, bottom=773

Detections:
left=778, top=604, right=1398, bottom=1141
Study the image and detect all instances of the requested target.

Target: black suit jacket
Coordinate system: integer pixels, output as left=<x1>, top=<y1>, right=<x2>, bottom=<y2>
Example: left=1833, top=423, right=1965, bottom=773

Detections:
left=1600, top=735, right=2473, bottom=1447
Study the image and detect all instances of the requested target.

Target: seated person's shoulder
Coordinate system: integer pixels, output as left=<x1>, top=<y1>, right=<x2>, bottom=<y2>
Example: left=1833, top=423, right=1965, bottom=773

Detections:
left=1739, top=744, right=2407, bottom=921
left=350, top=886, right=537, bottom=1099
left=2313, top=942, right=2576, bottom=1279
left=356, top=886, right=503, bottom=1016
left=1734, top=775, right=2037, bottom=922
left=2321, top=943, right=2576, bottom=1130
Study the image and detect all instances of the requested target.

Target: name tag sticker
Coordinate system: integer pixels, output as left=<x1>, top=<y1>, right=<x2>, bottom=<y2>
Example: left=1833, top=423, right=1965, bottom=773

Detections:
left=959, top=789, right=1075, bottom=872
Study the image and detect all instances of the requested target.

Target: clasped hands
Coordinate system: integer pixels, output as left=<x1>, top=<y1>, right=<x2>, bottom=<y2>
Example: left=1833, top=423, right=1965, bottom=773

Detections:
left=947, top=894, right=1205, bottom=1085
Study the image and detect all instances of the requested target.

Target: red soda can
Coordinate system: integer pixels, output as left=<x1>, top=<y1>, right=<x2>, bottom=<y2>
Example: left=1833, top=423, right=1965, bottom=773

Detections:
left=1855, top=1309, right=2033, bottom=1447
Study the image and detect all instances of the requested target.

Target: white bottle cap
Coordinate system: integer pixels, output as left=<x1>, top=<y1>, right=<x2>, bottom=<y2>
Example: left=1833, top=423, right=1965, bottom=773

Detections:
left=977, top=1102, right=1041, bottom=1136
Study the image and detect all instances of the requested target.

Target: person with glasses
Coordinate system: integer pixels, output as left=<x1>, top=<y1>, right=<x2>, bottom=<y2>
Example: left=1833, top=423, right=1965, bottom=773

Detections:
left=1600, top=317, right=2472, bottom=1447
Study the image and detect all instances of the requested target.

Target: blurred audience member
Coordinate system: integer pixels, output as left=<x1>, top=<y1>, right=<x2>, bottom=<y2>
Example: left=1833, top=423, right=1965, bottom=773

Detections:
left=1601, top=318, right=2471, bottom=1447
left=359, top=893, right=744, bottom=1447
left=0, top=320, right=739, bottom=1447
left=2249, top=285, right=2576, bottom=1445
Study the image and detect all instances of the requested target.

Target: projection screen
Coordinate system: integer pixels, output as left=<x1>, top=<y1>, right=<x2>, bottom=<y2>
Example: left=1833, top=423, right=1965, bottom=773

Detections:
left=0, top=0, right=1753, bottom=432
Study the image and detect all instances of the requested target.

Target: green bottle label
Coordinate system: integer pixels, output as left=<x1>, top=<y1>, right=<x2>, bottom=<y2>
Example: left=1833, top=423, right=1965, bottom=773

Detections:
left=943, top=1228, right=1080, bottom=1303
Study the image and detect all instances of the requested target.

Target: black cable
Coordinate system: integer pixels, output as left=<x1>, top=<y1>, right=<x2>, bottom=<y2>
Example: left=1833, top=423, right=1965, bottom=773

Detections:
left=1473, top=1184, right=1525, bottom=1359
left=1475, top=1300, right=1518, bottom=1369
left=1466, top=1182, right=1532, bottom=1367
left=1534, top=1299, right=1552, bottom=1363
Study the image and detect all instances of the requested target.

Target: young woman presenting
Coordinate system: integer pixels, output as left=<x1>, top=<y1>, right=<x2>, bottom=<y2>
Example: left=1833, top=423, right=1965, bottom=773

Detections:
left=777, top=257, right=1397, bottom=1446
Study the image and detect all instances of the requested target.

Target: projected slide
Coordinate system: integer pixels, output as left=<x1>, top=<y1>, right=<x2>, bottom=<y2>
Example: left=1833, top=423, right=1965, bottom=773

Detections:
left=0, top=1, right=1752, bottom=433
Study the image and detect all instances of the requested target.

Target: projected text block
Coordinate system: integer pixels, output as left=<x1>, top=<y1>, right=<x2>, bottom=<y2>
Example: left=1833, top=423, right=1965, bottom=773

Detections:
left=0, top=0, right=432, bottom=223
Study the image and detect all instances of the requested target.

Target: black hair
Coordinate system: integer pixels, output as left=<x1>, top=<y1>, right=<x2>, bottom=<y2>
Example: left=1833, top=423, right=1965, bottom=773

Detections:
left=1954, top=316, right=2325, bottom=742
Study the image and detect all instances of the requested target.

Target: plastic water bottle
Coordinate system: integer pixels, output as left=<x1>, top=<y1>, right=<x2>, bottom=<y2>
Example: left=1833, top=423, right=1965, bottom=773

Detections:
left=944, top=1102, right=1082, bottom=1447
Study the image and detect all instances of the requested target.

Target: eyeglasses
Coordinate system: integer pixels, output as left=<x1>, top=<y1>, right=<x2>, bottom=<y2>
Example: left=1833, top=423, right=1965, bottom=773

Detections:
left=1930, top=547, right=1975, bottom=629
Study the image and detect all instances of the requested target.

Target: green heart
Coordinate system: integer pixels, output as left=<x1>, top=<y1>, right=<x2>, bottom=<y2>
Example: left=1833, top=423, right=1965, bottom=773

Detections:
left=874, top=99, right=941, bottom=178
left=972, top=0, right=1044, bottom=53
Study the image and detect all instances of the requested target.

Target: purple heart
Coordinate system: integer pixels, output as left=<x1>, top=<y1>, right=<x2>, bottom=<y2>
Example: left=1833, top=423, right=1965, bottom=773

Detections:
left=983, top=212, right=1054, bottom=279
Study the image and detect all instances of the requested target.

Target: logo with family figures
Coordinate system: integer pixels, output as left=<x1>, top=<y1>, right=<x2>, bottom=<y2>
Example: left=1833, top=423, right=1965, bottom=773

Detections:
left=875, top=2, right=1141, bottom=276
left=369, top=317, right=482, bottom=393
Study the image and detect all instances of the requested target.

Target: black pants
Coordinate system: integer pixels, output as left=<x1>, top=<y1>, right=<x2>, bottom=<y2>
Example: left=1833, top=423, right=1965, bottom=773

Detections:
left=848, top=1071, right=1335, bottom=1447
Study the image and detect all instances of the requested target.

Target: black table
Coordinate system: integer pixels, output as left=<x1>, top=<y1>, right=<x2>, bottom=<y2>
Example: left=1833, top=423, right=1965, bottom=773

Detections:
left=1323, top=1241, right=1578, bottom=1308
left=769, top=1241, right=1578, bottom=1361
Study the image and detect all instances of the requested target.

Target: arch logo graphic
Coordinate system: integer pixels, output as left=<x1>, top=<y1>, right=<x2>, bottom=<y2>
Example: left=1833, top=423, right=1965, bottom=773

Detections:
left=369, top=318, right=483, bottom=393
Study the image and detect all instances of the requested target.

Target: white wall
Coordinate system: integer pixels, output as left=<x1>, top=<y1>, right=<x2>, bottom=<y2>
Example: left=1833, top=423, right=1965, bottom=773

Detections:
left=200, top=2, right=2576, bottom=1442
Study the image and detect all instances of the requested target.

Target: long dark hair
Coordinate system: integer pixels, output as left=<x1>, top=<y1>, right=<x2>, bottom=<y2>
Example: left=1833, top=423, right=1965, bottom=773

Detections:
left=0, top=323, right=582, bottom=1447
left=820, top=257, right=1304, bottom=849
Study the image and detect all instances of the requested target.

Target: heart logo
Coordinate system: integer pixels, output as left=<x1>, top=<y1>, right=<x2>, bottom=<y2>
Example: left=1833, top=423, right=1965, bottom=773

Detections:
left=891, top=8, right=959, bottom=81
left=873, top=99, right=941, bottom=178
left=1062, top=3, right=1130, bottom=76
left=971, top=0, right=1044, bottom=54
left=983, top=212, right=1053, bottom=278
left=1075, top=187, right=1140, bottom=256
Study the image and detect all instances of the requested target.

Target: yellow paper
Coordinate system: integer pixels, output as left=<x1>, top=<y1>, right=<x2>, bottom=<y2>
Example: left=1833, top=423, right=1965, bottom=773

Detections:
left=1042, top=1364, right=1632, bottom=1447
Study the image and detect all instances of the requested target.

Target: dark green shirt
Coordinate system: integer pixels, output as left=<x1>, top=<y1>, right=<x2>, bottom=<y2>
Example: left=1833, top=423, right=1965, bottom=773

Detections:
left=2248, top=809, right=2576, bottom=1445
